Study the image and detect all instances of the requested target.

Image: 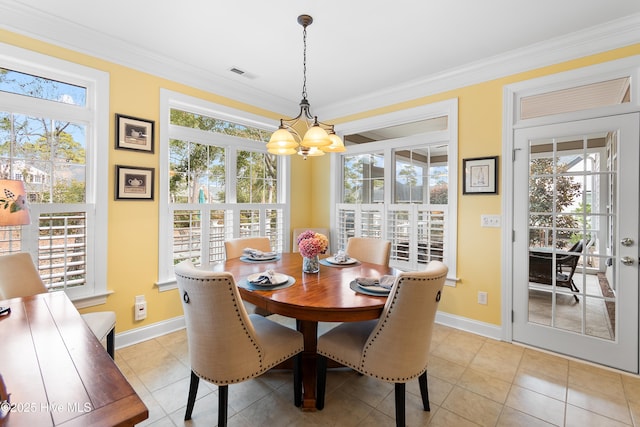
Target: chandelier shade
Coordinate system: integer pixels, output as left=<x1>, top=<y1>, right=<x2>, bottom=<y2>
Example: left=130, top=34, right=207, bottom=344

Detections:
left=323, top=132, right=347, bottom=152
left=301, top=124, right=331, bottom=148
left=267, top=14, right=344, bottom=160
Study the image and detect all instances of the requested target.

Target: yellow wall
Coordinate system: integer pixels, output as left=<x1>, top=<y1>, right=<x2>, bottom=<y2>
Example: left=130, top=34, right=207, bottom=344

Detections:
left=3, top=28, right=639, bottom=332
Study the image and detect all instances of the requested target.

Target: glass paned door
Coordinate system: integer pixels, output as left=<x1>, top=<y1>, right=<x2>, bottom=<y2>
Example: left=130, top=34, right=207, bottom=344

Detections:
left=513, top=114, right=639, bottom=373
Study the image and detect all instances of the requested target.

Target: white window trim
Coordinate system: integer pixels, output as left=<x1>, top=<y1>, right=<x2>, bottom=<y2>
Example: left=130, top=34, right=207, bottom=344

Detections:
left=0, top=42, right=109, bottom=304
left=331, top=99, right=459, bottom=285
left=157, top=90, right=286, bottom=290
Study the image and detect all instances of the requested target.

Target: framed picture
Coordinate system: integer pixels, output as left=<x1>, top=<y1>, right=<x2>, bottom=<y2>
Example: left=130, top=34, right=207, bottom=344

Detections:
left=463, top=156, right=498, bottom=194
left=115, top=165, right=154, bottom=200
left=116, top=114, right=154, bottom=153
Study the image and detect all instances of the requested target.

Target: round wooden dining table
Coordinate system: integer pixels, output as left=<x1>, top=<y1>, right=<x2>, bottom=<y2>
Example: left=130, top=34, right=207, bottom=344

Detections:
left=213, top=252, right=397, bottom=411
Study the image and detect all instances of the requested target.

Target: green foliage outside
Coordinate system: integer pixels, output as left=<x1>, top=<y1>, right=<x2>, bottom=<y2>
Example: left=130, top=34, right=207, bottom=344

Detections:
left=529, top=158, right=582, bottom=248
left=169, top=109, right=278, bottom=229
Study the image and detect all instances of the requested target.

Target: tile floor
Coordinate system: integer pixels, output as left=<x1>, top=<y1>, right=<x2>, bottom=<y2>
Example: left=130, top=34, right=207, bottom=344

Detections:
left=115, top=319, right=640, bottom=426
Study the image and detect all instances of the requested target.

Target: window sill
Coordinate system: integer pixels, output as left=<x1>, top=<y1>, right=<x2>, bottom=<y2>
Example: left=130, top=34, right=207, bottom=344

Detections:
left=69, top=289, right=114, bottom=309
left=155, top=278, right=178, bottom=292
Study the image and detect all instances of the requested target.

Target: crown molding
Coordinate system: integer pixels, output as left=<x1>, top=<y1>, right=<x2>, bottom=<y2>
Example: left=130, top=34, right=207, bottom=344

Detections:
left=315, top=13, right=640, bottom=120
left=2, top=1, right=639, bottom=121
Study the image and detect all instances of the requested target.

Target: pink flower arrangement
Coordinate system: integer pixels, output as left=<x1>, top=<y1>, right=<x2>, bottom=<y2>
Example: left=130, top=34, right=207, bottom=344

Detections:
left=297, top=230, right=329, bottom=258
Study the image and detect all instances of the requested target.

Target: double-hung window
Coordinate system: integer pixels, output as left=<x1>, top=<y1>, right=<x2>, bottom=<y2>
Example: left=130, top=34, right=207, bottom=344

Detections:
left=157, top=91, right=286, bottom=290
left=0, top=44, right=109, bottom=304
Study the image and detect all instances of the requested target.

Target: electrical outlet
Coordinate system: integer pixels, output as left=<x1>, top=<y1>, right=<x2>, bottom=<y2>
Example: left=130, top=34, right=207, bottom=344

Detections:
left=481, top=214, right=501, bottom=228
left=134, top=295, right=147, bottom=321
left=478, top=291, right=488, bottom=305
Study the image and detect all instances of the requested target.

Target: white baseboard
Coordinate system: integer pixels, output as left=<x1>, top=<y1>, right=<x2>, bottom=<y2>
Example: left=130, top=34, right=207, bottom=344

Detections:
left=115, top=316, right=185, bottom=349
left=435, top=311, right=503, bottom=341
left=115, top=311, right=503, bottom=350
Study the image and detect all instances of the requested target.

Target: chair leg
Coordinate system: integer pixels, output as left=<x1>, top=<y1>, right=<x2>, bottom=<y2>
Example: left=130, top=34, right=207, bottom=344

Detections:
left=395, top=382, right=405, bottom=427
left=294, top=353, right=302, bottom=407
left=184, top=370, right=199, bottom=421
left=418, top=371, right=430, bottom=411
left=316, top=355, right=327, bottom=410
left=570, top=280, right=580, bottom=302
left=106, top=327, right=115, bottom=359
left=218, top=385, right=228, bottom=427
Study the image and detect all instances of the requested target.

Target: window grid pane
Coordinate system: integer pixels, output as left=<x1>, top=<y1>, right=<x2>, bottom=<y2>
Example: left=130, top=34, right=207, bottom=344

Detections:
left=170, top=108, right=270, bottom=142
left=0, top=68, right=87, bottom=106
left=342, top=153, right=384, bottom=204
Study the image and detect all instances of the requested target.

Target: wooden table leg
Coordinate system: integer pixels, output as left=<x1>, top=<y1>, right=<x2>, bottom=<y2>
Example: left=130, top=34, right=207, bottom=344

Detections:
left=297, top=319, right=318, bottom=411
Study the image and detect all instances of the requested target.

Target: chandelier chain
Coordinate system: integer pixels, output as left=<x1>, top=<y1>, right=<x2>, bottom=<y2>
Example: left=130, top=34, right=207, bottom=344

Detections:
left=302, top=25, right=308, bottom=100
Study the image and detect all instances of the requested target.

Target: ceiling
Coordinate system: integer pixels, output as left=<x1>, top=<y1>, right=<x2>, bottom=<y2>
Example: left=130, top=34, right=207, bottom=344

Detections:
left=2, top=0, right=640, bottom=120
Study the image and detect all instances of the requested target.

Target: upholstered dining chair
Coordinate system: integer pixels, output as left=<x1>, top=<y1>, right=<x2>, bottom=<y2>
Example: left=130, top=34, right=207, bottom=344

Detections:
left=292, top=228, right=329, bottom=253
left=224, top=236, right=273, bottom=316
left=0, top=252, right=116, bottom=358
left=345, top=236, right=392, bottom=267
left=316, top=261, right=448, bottom=426
left=224, top=236, right=271, bottom=259
left=175, top=260, right=304, bottom=427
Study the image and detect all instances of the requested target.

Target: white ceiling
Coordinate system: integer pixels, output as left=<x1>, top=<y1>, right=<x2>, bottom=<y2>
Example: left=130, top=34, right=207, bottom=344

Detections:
left=2, top=0, right=640, bottom=119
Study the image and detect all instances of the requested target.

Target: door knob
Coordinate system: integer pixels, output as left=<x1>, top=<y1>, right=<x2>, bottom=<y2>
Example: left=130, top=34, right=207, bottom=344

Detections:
left=621, top=238, right=634, bottom=247
left=621, top=256, right=635, bottom=266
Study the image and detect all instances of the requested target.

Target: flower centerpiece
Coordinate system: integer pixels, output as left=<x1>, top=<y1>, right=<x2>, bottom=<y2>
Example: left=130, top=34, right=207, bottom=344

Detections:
left=297, top=230, right=329, bottom=273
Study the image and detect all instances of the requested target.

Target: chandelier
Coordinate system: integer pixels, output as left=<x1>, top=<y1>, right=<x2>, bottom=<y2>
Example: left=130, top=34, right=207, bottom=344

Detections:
left=267, top=14, right=345, bottom=159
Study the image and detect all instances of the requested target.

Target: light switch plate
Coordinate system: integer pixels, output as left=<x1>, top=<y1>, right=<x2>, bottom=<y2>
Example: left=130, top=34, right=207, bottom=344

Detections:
left=481, top=215, right=501, bottom=228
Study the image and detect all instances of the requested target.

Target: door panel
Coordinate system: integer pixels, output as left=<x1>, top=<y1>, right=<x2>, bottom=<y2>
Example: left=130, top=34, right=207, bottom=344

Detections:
left=513, top=113, right=639, bottom=373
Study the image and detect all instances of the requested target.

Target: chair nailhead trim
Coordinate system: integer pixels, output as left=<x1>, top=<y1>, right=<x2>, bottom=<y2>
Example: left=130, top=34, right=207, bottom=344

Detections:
left=354, top=273, right=446, bottom=382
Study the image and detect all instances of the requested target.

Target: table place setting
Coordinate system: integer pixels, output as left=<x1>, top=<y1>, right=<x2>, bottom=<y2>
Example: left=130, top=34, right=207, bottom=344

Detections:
left=319, top=250, right=360, bottom=267
left=239, top=269, right=295, bottom=291
left=350, top=275, right=396, bottom=296
left=240, top=247, right=280, bottom=263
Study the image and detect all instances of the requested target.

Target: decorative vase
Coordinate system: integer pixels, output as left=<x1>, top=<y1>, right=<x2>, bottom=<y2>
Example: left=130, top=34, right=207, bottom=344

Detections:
left=302, top=255, right=320, bottom=273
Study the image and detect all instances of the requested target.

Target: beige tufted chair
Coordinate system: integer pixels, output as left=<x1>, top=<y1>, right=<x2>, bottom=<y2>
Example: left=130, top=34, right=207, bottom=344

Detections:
left=0, top=252, right=116, bottom=358
left=316, top=261, right=448, bottom=426
left=224, top=236, right=271, bottom=259
left=175, top=260, right=304, bottom=426
left=345, top=236, right=392, bottom=267
left=224, top=236, right=273, bottom=316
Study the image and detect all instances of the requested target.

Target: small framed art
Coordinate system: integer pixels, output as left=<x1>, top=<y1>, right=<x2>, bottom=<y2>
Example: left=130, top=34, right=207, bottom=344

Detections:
left=463, top=156, right=498, bottom=195
left=116, top=114, right=155, bottom=153
left=115, top=165, right=154, bottom=200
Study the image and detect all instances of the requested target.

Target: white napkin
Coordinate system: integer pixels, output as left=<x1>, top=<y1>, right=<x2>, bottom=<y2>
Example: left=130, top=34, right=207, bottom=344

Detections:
left=249, top=269, right=277, bottom=285
left=243, top=248, right=277, bottom=259
left=333, top=250, right=350, bottom=263
left=355, top=275, right=395, bottom=289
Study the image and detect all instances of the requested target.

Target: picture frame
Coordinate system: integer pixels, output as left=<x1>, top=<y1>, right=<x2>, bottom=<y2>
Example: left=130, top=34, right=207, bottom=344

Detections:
left=463, top=156, right=498, bottom=194
left=115, top=165, right=154, bottom=200
left=115, top=114, right=155, bottom=153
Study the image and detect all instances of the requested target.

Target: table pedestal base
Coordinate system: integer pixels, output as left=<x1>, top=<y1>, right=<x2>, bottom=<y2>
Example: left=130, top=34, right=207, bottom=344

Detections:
left=297, top=320, right=318, bottom=411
